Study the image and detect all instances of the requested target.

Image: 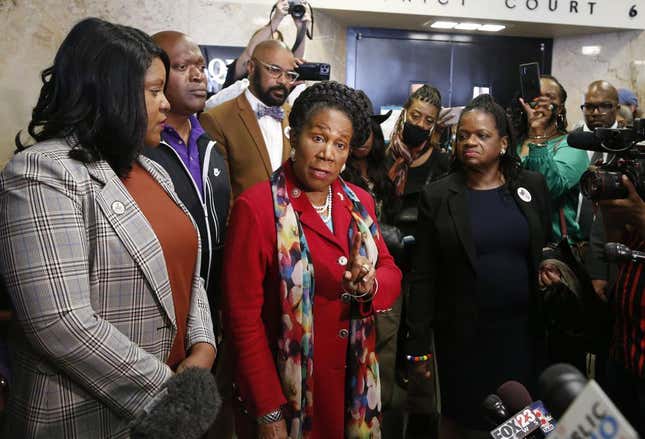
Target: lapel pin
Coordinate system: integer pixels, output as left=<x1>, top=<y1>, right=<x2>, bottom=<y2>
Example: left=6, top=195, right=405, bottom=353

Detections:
left=517, top=187, right=532, bottom=203
left=291, top=188, right=301, bottom=198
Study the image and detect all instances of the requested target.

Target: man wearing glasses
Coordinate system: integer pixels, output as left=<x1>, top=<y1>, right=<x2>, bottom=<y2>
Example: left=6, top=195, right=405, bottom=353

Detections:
left=200, top=40, right=298, bottom=198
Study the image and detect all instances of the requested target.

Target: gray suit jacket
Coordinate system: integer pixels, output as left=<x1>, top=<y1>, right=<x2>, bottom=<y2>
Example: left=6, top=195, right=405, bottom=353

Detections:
left=0, top=139, right=215, bottom=438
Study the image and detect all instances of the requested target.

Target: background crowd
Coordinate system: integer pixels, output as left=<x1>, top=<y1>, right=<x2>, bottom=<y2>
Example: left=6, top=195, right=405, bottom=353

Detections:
left=0, top=1, right=644, bottom=439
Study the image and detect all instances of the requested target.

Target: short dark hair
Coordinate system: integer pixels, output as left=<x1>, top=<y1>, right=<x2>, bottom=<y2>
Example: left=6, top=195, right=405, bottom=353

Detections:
left=289, top=81, right=371, bottom=149
left=17, top=17, right=169, bottom=177
left=453, top=94, right=521, bottom=184
left=405, top=85, right=442, bottom=110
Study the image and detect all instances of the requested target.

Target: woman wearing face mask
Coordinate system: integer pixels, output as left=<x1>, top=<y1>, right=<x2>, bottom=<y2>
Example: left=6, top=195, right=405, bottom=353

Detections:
left=405, top=95, right=551, bottom=438
left=386, top=85, right=451, bottom=239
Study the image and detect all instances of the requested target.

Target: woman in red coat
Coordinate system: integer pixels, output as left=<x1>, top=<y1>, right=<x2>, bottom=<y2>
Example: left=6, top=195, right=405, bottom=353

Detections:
left=222, top=81, right=402, bottom=438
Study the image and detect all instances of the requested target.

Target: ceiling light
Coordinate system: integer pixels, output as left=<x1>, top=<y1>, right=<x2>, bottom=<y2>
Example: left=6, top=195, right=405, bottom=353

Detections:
left=478, top=24, right=506, bottom=32
left=454, top=22, right=482, bottom=31
left=430, top=21, right=458, bottom=29
left=581, top=46, right=601, bottom=56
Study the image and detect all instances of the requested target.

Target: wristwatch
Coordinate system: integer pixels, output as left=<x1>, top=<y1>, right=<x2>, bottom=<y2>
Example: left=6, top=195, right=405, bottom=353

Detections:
left=257, top=408, right=284, bottom=424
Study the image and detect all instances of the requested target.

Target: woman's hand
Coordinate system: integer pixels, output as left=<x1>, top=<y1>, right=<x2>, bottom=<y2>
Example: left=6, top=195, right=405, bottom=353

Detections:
left=538, top=263, right=562, bottom=289
left=274, top=0, right=289, bottom=19
left=408, top=359, right=432, bottom=380
left=176, top=342, right=216, bottom=373
left=519, top=96, right=555, bottom=137
left=341, top=233, right=376, bottom=299
left=258, top=419, right=288, bottom=439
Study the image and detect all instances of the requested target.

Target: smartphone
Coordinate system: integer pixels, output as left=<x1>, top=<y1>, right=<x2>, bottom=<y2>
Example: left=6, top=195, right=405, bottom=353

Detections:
left=440, top=106, right=464, bottom=126
left=295, top=62, right=331, bottom=81
left=519, top=62, right=541, bottom=103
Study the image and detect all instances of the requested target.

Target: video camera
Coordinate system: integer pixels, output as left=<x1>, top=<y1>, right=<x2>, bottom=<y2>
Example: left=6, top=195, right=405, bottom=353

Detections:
left=568, top=119, right=645, bottom=200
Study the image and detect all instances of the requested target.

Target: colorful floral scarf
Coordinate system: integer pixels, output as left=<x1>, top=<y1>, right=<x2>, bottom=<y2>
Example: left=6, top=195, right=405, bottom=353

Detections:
left=387, top=112, right=432, bottom=196
left=270, top=167, right=382, bottom=438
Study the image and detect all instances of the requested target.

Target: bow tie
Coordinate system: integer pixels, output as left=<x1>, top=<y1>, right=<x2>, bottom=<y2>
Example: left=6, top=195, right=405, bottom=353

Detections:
left=256, top=105, right=285, bottom=121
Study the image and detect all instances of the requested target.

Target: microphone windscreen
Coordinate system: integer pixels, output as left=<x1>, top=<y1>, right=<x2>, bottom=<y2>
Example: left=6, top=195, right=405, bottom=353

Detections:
left=131, top=367, right=221, bottom=439
left=567, top=131, right=603, bottom=151
left=481, top=394, right=508, bottom=427
left=497, top=380, right=532, bottom=413
left=538, top=363, right=587, bottom=419
left=604, top=242, right=630, bottom=262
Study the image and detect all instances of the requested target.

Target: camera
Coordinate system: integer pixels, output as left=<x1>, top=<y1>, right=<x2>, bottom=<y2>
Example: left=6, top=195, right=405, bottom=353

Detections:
left=294, top=62, right=331, bottom=81
left=288, top=0, right=306, bottom=19
left=569, top=119, right=645, bottom=200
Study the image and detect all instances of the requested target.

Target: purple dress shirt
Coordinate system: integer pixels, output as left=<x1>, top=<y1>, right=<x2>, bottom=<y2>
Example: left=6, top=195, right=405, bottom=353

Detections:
left=161, top=114, right=205, bottom=198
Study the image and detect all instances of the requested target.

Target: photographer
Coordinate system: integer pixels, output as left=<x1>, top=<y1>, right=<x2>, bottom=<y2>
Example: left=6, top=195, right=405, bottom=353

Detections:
left=599, top=176, right=645, bottom=436
left=222, top=0, right=310, bottom=89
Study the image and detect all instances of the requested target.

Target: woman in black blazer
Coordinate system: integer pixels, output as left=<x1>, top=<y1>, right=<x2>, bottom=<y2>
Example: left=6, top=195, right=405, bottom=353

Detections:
left=404, top=95, right=552, bottom=438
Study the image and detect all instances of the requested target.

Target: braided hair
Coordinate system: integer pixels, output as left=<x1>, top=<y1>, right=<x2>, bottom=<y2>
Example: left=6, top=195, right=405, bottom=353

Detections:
left=404, top=84, right=442, bottom=110
left=453, top=94, right=522, bottom=185
left=289, top=81, right=371, bottom=149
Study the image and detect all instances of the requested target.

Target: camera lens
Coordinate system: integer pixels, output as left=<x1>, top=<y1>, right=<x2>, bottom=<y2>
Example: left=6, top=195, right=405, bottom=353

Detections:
left=580, top=170, right=627, bottom=200
left=289, top=3, right=306, bottom=19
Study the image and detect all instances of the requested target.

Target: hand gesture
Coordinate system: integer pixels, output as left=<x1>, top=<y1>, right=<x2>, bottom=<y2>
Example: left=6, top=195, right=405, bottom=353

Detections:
left=258, top=419, right=288, bottom=439
left=519, top=96, right=555, bottom=137
left=341, top=232, right=376, bottom=300
left=538, top=262, right=562, bottom=289
left=274, top=0, right=289, bottom=19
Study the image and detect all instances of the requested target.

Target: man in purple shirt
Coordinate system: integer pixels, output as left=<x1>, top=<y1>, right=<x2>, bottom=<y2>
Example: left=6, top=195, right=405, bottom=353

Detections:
left=143, top=30, right=233, bottom=439
left=144, top=31, right=230, bottom=339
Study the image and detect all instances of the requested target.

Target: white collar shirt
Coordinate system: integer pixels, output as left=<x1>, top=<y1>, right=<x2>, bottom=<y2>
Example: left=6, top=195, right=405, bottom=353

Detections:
left=244, top=88, right=284, bottom=172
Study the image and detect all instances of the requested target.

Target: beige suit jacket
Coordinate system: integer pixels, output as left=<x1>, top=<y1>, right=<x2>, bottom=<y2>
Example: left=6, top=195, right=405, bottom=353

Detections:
left=199, top=93, right=290, bottom=198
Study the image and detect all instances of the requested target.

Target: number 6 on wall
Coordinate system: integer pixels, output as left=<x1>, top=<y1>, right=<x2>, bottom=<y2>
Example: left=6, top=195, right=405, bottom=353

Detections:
left=630, top=5, right=638, bottom=18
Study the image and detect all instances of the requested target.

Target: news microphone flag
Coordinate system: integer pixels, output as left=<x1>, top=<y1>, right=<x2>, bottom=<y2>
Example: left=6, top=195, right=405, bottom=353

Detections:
left=489, top=401, right=555, bottom=439
left=546, top=380, right=638, bottom=439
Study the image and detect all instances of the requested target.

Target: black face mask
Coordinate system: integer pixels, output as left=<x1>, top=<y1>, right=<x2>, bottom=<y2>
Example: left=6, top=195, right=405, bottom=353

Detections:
left=402, top=122, right=431, bottom=147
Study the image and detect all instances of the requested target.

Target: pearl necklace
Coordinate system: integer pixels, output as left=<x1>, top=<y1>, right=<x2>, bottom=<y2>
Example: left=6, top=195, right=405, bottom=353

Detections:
left=311, top=186, right=332, bottom=222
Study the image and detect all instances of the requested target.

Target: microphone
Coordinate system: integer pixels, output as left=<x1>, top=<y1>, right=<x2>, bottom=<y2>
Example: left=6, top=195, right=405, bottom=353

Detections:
left=489, top=381, right=556, bottom=439
left=539, top=363, right=639, bottom=439
left=482, top=394, right=509, bottom=429
left=567, top=131, right=606, bottom=152
left=605, top=242, right=645, bottom=263
left=130, top=367, right=221, bottom=439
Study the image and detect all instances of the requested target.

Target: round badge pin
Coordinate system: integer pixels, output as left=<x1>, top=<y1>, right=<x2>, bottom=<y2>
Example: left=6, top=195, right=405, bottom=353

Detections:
left=291, top=188, right=301, bottom=198
left=517, top=187, right=532, bottom=202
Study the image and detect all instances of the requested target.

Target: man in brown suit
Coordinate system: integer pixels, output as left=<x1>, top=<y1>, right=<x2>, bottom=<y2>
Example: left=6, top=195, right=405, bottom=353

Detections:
left=200, top=40, right=297, bottom=198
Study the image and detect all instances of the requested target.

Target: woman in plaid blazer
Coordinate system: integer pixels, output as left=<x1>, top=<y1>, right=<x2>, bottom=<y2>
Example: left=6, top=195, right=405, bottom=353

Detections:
left=0, top=19, right=216, bottom=438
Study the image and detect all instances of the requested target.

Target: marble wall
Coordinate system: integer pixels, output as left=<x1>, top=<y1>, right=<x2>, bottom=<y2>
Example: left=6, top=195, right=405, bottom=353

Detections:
left=0, top=0, right=346, bottom=167
left=1, top=1, right=643, bottom=168
left=552, top=30, right=645, bottom=126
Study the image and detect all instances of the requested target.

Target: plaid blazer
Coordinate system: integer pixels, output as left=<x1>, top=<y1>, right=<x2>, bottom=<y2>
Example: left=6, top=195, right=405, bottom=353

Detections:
left=0, top=139, right=215, bottom=438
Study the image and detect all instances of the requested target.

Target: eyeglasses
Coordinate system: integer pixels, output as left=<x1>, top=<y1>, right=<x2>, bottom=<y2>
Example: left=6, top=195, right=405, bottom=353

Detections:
left=580, top=102, right=615, bottom=114
left=252, top=58, right=299, bottom=83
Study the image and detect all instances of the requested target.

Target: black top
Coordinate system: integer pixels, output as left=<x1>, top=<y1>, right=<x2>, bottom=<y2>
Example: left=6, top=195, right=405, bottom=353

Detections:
left=467, top=186, right=530, bottom=313
left=404, top=170, right=552, bottom=355
left=144, top=133, right=231, bottom=328
left=436, top=186, right=535, bottom=428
